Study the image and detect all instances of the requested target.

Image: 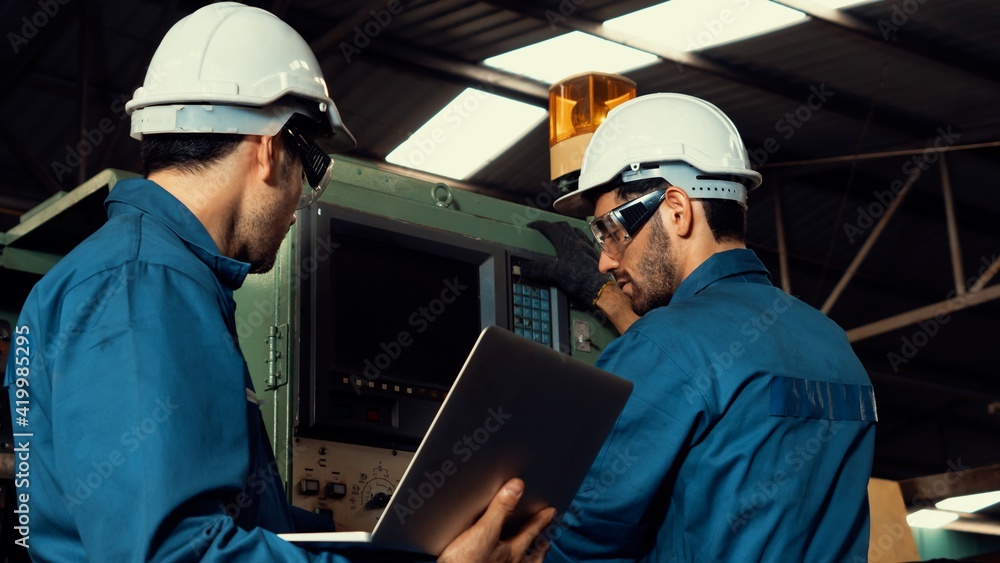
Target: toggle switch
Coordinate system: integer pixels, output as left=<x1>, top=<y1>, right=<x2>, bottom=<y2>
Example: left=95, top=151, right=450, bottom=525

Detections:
left=299, top=479, right=320, bottom=495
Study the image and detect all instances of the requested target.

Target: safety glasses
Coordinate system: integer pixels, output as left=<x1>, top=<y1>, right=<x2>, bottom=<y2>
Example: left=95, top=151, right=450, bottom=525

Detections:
left=282, top=123, right=334, bottom=209
left=589, top=189, right=666, bottom=258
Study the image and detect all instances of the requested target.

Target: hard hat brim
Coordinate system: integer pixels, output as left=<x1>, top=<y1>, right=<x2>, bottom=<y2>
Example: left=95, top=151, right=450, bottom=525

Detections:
left=553, top=185, right=604, bottom=218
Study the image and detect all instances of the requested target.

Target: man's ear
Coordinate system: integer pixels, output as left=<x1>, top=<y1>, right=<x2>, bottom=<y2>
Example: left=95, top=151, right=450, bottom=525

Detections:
left=253, top=134, right=278, bottom=184
left=660, top=186, right=694, bottom=238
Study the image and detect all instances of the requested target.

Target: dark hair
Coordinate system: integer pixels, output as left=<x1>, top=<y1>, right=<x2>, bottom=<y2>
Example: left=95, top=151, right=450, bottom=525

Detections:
left=611, top=178, right=746, bottom=243
left=700, top=198, right=746, bottom=244
left=141, top=133, right=246, bottom=176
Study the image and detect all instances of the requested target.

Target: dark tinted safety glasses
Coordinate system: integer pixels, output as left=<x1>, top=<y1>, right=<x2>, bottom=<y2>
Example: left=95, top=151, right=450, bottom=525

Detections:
left=282, top=123, right=333, bottom=210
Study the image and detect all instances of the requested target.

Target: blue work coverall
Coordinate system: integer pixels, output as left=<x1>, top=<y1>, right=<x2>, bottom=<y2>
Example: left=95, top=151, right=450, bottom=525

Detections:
left=546, top=250, right=877, bottom=562
left=4, top=179, right=350, bottom=561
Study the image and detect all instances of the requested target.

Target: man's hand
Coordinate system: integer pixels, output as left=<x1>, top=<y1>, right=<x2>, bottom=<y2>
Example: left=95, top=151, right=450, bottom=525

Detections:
left=438, top=479, right=556, bottom=563
left=521, top=221, right=612, bottom=308
left=523, top=221, right=639, bottom=333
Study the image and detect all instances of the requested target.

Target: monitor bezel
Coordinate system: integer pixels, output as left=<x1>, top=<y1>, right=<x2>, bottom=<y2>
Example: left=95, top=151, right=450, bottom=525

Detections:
left=296, top=202, right=508, bottom=447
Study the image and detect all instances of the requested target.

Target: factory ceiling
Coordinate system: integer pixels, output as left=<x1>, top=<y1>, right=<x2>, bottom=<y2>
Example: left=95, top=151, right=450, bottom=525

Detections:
left=1, top=0, right=998, bottom=487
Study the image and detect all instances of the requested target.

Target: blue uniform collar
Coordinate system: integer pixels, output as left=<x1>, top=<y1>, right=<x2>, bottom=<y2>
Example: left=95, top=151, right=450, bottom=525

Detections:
left=105, top=178, right=251, bottom=290
left=671, top=248, right=772, bottom=303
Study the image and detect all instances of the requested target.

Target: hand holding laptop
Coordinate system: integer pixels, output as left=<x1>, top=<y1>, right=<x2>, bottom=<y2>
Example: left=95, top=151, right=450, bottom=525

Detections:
left=439, top=478, right=556, bottom=563
left=280, top=327, right=632, bottom=557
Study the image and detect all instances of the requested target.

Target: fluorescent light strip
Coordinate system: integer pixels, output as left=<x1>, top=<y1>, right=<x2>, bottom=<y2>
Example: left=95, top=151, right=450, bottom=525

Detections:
left=906, top=509, right=960, bottom=529
left=385, top=88, right=547, bottom=180
left=483, top=31, right=659, bottom=84
left=936, top=491, right=1000, bottom=513
left=605, top=0, right=808, bottom=53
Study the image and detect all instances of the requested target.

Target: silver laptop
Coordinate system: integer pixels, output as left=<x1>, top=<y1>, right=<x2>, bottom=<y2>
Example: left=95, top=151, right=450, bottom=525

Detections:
left=279, top=325, right=633, bottom=556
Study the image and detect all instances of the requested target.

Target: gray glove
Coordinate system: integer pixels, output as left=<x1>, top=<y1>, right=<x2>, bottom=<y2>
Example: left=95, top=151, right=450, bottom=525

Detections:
left=521, top=220, right=614, bottom=308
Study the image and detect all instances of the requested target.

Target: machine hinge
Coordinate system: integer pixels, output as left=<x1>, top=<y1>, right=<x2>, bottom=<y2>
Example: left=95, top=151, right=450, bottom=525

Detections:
left=266, top=323, right=290, bottom=390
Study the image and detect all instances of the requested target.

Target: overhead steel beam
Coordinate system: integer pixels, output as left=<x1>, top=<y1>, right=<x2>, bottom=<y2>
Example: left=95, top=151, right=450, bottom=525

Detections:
left=771, top=0, right=1000, bottom=88
left=822, top=160, right=924, bottom=314
left=482, top=0, right=942, bottom=139
left=899, top=464, right=1000, bottom=506
left=847, top=282, right=1000, bottom=343
left=365, top=39, right=549, bottom=105
left=751, top=140, right=1000, bottom=244
left=309, top=0, right=398, bottom=65
left=970, top=257, right=1000, bottom=294
left=307, top=1, right=548, bottom=106
left=939, top=155, right=966, bottom=296
left=762, top=140, right=1000, bottom=168
left=751, top=244, right=940, bottom=309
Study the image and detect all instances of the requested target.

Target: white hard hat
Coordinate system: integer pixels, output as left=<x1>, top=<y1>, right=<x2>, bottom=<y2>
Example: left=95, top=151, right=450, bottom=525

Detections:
left=553, top=93, right=762, bottom=217
left=126, top=2, right=356, bottom=153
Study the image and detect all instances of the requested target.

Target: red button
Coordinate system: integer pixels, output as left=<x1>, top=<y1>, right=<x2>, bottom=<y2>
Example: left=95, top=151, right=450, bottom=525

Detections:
left=367, top=409, right=380, bottom=422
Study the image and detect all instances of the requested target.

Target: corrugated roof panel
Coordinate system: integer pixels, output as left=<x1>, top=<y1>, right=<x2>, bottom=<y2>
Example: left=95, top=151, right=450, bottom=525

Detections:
left=851, top=0, right=1000, bottom=64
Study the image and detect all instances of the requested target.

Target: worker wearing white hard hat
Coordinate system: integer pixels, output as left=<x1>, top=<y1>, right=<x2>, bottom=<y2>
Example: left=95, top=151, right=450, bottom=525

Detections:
left=10, top=3, right=553, bottom=561
left=527, top=94, right=876, bottom=562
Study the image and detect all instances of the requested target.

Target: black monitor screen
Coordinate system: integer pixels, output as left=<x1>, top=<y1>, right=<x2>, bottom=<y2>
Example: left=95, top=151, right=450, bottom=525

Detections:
left=328, top=231, right=482, bottom=390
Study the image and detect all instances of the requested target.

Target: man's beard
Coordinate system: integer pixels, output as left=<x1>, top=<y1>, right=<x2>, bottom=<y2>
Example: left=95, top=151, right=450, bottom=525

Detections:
left=627, top=216, right=681, bottom=316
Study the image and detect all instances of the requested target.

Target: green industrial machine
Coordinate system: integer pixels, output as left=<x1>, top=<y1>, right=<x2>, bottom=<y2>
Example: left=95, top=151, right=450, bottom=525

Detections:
left=0, top=157, right=617, bottom=532
left=0, top=169, right=140, bottom=327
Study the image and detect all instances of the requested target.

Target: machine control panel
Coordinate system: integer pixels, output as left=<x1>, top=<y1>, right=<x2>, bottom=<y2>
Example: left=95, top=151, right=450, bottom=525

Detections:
left=511, top=258, right=563, bottom=349
left=512, top=281, right=553, bottom=346
left=291, top=437, right=414, bottom=532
